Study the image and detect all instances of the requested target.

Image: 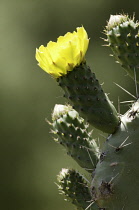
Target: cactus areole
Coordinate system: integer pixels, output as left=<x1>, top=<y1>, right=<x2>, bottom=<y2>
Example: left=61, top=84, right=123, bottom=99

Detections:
left=35, top=14, right=139, bottom=210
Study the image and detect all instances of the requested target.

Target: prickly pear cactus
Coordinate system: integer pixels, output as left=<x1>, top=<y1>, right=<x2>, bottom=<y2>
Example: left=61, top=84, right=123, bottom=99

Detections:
left=35, top=14, right=139, bottom=210
left=50, top=104, right=99, bottom=172
left=105, top=14, right=139, bottom=82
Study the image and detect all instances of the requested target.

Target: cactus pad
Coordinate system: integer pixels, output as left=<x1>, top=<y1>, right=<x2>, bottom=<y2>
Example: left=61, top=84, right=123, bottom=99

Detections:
left=106, top=14, right=139, bottom=82
left=57, top=63, right=120, bottom=133
left=52, top=104, right=99, bottom=172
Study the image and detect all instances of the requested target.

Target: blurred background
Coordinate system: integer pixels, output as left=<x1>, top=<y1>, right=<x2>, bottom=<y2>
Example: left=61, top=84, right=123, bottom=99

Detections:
left=1, top=0, right=139, bottom=209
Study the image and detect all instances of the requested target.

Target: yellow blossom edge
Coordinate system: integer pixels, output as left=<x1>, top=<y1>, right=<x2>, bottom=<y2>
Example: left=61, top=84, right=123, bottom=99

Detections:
left=35, top=26, right=89, bottom=78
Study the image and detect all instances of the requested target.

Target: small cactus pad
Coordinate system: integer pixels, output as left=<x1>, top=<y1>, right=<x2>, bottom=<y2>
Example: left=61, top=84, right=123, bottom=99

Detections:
left=57, top=168, right=98, bottom=210
left=106, top=14, right=139, bottom=82
left=51, top=104, right=99, bottom=172
left=57, top=62, right=120, bottom=133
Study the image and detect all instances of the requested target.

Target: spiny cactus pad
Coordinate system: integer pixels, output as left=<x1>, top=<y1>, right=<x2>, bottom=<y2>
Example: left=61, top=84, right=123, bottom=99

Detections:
left=57, top=168, right=98, bottom=210
left=106, top=14, right=139, bottom=82
left=52, top=104, right=99, bottom=172
left=57, top=63, right=120, bottom=133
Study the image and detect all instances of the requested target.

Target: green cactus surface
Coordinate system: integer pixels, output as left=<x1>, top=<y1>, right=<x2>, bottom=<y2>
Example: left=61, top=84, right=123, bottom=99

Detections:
left=57, top=168, right=98, bottom=210
left=51, top=104, right=99, bottom=172
left=91, top=99, right=139, bottom=209
left=106, top=14, right=139, bottom=82
left=57, top=62, right=120, bottom=134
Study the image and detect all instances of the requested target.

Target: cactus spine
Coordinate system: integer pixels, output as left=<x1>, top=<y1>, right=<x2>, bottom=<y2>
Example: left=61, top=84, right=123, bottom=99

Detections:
left=36, top=14, right=139, bottom=209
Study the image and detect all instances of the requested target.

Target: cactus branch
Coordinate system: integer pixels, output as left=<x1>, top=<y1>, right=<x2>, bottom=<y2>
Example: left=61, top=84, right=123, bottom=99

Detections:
left=105, top=14, right=139, bottom=83
left=57, top=168, right=98, bottom=210
left=51, top=104, right=99, bottom=172
left=57, top=62, right=120, bottom=134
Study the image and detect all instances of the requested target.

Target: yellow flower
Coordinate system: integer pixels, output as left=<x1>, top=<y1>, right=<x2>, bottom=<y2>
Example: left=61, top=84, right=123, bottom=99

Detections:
left=35, top=26, right=89, bottom=78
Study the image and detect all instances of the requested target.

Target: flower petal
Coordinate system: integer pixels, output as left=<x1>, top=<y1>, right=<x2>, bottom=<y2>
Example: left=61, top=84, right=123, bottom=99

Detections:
left=35, top=26, right=89, bottom=78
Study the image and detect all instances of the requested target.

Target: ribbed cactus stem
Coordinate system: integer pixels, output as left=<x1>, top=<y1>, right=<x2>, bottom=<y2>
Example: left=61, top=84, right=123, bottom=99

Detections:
left=57, top=62, right=120, bottom=133
left=51, top=104, right=99, bottom=172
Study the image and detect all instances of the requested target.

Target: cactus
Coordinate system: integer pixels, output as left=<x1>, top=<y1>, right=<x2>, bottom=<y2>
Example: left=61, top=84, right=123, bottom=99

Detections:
left=57, top=168, right=98, bottom=210
left=51, top=104, right=99, bottom=173
left=105, top=14, right=139, bottom=82
left=57, top=63, right=119, bottom=133
left=36, top=15, right=139, bottom=209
